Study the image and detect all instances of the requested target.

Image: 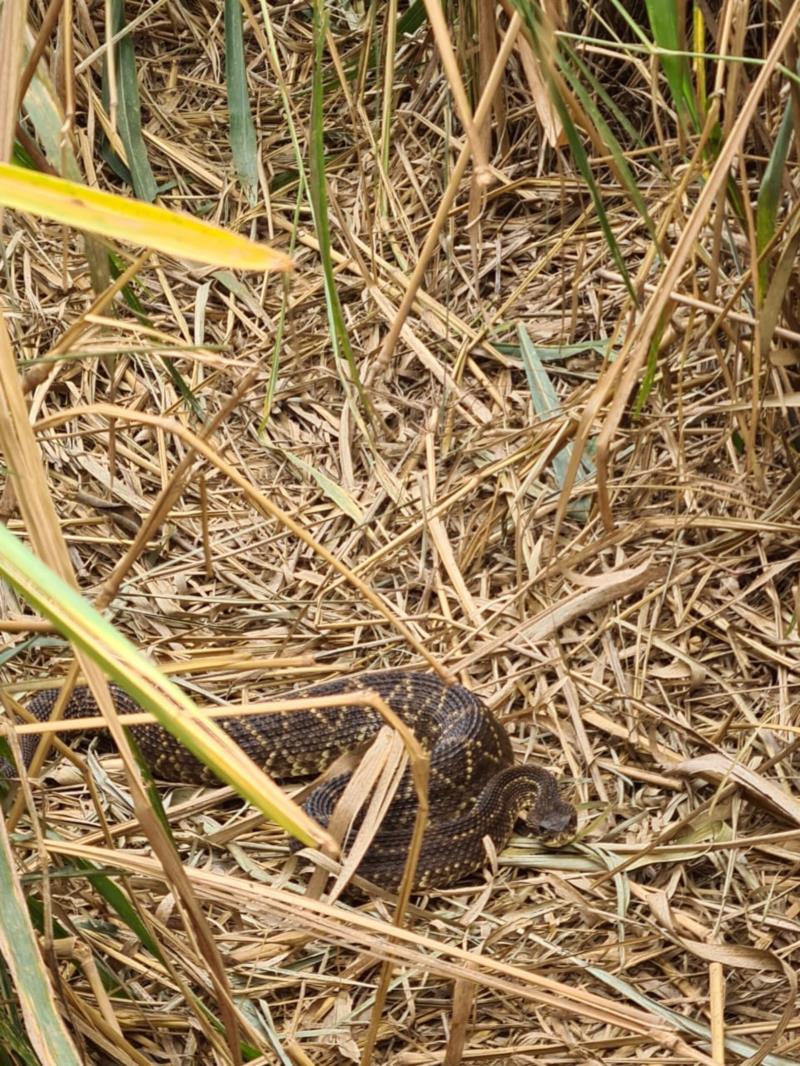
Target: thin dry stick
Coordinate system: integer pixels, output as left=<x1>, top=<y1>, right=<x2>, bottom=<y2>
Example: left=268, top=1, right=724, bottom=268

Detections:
left=0, top=0, right=25, bottom=168
left=338, top=419, right=575, bottom=585
left=36, top=841, right=682, bottom=1036
left=0, top=619, right=54, bottom=632
left=17, top=0, right=63, bottom=104
left=709, top=962, right=725, bottom=1064
left=360, top=742, right=431, bottom=1065
left=422, top=0, right=490, bottom=182
left=597, top=267, right=800, bottom=347
left=9, top=690, right=437, bottom=735
left=454, top=561, right=662, bottom=673
left=5, top=662, right=80, bottom=832
left=371, top=11, right=522, bottom=377
left=444, top=975, right=477, bottom=1066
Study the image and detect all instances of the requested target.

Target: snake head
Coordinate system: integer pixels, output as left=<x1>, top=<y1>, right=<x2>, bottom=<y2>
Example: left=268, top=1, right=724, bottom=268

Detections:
left=527, top=794, right=577, bottom=845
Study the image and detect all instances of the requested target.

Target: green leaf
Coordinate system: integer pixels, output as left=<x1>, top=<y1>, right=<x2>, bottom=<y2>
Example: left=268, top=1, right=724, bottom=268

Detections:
left=110, top=0, right=158, bottom=202
left=0, top=819, right=82, bottom=1064
left=510, top=0, right=636, bottom=300
left=756, top=95, right=794, bottom=300
left=556, top=42, right=657, bottom=245
left=309, top=0, right=371, bottom=412
left=644, top=0, right=698, bottom=131
left=276, top=446, right=364, bottom=522
left=225, top=0, right=259, bottom=202
left=633, top=311, right=667, bottom=415
left=518, top=326, right=594, bottom=521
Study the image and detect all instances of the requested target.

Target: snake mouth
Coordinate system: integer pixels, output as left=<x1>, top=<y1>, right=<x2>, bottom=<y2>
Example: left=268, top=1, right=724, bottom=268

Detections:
left=539, top=828, right=576, bottom=848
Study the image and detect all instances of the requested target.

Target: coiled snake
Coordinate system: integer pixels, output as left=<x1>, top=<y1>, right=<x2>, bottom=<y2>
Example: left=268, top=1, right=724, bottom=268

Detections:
left=18, top=670, right=575, bottom=891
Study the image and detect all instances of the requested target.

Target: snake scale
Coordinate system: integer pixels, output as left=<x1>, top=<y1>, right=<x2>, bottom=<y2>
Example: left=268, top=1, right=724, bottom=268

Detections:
left=20, top=670, right=575, bottom=891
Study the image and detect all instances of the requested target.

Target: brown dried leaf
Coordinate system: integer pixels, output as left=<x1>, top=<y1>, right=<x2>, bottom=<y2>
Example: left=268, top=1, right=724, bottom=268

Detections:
left=676, top=754, right=800, bottom=825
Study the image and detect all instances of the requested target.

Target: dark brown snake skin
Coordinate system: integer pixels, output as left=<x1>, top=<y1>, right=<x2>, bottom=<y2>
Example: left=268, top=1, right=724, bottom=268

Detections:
left=20, top=671, right=576, bottom=891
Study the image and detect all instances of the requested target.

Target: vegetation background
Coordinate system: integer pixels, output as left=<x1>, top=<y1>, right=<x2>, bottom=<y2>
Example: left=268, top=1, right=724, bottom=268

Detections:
left=1, top=0, right=799, bottom=1063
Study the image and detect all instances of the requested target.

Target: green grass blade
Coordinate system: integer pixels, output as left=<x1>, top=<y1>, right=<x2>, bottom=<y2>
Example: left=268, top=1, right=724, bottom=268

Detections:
left=510, top=0, right=635, bottom=299
left=558, top=39, right=649, bottom=153
left=74, top=861, right=165, bottom=959
left=518, top=326, right=593, bottom=522
left=0, top=1007, right=41, bottom=1066
left=254, top=0, right=319, bottom=422
left=0, top=818, right=82, bottom=1064
left=225, top=0, right=259, bottom=203
left=109, top=0, right=158, bottom=202
left=633, top=310, right=667, bottom=415
left=644, top=0, right=698, bottom=131
left=756, top=96, right=794, bottom=300
left=396, top=0, right=427, bottom=36
left=556, top=44, right=657, bottom=245
left=24, top=852, right=164, bottom=962
left=107, top=252, right=205, bottom=419
left=309, top=0, right=371, bottom=412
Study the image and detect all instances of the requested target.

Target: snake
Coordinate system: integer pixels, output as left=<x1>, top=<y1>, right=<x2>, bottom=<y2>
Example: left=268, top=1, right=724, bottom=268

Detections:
left=17, top=670, right=576, bottom=891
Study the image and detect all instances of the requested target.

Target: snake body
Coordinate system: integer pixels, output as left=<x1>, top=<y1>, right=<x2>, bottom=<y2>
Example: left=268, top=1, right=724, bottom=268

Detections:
left=21, top=670, right=575, bottom=890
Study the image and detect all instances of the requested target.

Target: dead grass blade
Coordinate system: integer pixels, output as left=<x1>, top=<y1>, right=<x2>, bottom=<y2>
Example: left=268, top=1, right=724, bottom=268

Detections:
left=6, top=1, right=800, bottom=1058
left=676, top=753, right=800, bottom=825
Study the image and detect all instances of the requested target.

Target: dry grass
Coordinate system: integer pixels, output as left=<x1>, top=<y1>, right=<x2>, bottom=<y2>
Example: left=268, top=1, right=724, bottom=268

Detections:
left=2, top=0, right=800, bottom=1063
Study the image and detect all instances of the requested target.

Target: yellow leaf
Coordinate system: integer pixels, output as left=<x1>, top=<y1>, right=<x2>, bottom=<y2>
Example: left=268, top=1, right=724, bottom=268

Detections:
left=0, top=162, right=293, bottom=273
